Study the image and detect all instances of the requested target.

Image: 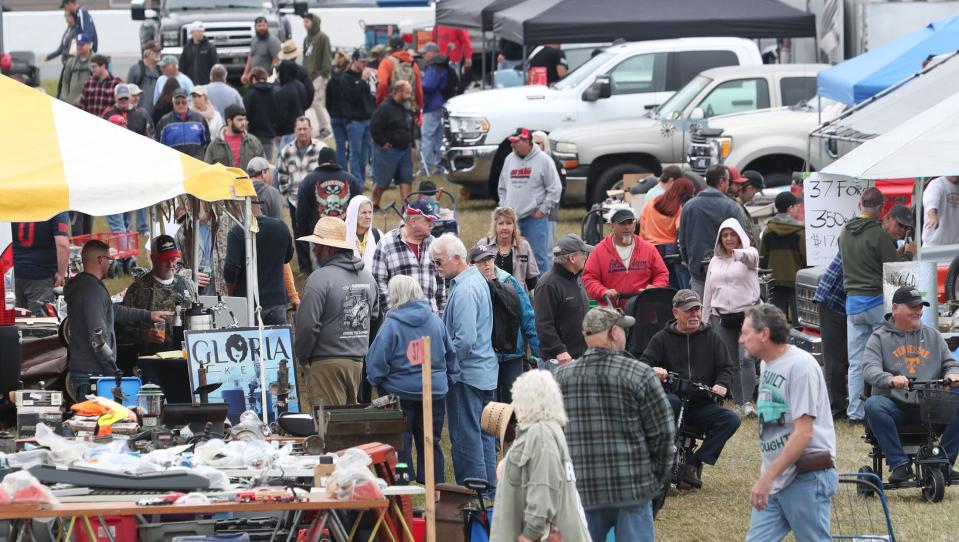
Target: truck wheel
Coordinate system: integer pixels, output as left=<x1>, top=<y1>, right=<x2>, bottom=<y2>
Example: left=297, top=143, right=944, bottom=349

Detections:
left=946, top=252, right=959, bottom=301
left=592, top=164, right=650, bottom=205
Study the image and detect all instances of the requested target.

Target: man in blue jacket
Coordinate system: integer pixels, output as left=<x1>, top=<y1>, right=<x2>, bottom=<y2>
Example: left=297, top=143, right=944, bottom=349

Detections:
left=62, top=0, right=97, bottom=52
left=418, top=42, right=451, bottom=176
left=678, top=164, right=746, bottom=297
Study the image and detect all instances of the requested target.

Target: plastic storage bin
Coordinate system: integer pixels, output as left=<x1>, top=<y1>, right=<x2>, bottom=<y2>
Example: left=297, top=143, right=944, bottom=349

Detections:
left=139, top=520, right=215, bottom=542
left=73, top=516, right=137, bottom=542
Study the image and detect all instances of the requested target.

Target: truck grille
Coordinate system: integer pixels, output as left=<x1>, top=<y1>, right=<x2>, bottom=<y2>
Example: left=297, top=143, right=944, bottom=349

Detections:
left=688, top=132, right=709, bottom=174
left=796, top=283, right=820, bottom=329
left=181, top=23, right=254, bottom=50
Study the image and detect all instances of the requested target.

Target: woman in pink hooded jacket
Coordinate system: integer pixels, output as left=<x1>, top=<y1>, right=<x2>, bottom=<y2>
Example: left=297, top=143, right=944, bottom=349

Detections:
left=703, top=217, right=760, bottom=416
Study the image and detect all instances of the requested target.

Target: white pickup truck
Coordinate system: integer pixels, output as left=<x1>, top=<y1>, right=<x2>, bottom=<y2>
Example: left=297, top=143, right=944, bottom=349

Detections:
left=442, top=38, right=763, bottom=197
left=548, top=63, right=826, bottom=204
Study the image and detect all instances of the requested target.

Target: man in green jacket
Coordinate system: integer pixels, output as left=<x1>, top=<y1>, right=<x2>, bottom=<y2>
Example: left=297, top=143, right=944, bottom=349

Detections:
left=58, top=33, right=93, bottom=106
left=301, top=13, right=333, bottom=137
left=204, top=104, right=265, bottom=168
left=839, top=187, right=915, bottom=423
left=759, top=191, right=806, bottom=324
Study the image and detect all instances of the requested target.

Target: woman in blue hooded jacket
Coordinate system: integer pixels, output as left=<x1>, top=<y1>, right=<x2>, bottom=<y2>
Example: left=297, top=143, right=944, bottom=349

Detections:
left=366, top=275, right=460, bottom=484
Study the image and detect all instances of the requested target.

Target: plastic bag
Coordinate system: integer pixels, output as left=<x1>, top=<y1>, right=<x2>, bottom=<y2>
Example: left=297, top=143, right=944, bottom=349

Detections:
left=326, top=448, right=385, bottom=501
left=35, top=423, right=89, bottom=465
left=5, top=448, right=52, bottom=470
left=190, top=464, right=229, bottom=490
left=0, top=470, right=59, bottom=506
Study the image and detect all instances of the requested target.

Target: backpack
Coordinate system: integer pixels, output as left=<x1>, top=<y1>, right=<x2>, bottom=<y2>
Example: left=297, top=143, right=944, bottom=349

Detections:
left=389, top=56, right=417, bottom=109
left=314, top=177, right=351, bottom=218
left=488, top=278, right=521, bottom=354
left=442, top=65, right=459, bottom=101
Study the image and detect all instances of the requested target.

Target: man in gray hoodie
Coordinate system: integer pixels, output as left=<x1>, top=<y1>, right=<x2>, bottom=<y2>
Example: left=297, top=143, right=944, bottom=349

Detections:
left=64, top=240, right=169, bottom=400
left=497, top=127, right=562, bottom=274
left=294, top=217, right=379, bottom=407
left=863, top=286, right=959, bottom=484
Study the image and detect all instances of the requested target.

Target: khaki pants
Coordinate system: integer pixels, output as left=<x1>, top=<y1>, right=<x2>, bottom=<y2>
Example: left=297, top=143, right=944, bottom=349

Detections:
left=298, top=357, right=362, bottom=410
left=311, top=75, right=332, bottom=135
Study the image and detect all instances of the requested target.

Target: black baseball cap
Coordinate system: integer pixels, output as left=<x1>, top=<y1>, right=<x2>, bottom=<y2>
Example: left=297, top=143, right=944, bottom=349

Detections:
left=742, top=170, right=766, bottom=191
left=610, top=208, right=636, bottom=223
left=892, top=287, right=929, bottom=308
left=886, top=204, right=914, bottom=229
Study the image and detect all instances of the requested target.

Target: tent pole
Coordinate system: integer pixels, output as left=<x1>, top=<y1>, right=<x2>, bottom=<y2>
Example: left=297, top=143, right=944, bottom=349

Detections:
left=522, top=44, right=527, bottom=82
left=191, top=197, right=200, bottom=286
left=244, top=198, right=256, bottom=326
left=481, top=32, right=487, bottom=89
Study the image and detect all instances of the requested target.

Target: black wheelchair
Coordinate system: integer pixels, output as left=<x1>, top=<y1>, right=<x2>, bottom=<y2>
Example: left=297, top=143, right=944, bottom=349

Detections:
left=652, top=372, right=723, bottom=516
left=860, top=379, right=959, bottom=502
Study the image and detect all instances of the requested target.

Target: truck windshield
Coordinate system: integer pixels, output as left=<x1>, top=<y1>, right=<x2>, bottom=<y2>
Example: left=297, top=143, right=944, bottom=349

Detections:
left=655, top=75, right=710, bottom=120
left=167, top=0, right=268, bottom=9
left=552, top=51, right=616, bottom=91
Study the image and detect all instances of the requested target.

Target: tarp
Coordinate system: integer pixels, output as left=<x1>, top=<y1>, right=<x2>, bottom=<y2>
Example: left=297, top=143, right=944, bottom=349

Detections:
left=493, top=0, right=816, bottom=46
left=0, top=75, right=255, bottom=222
left=821, top=90, right=959, bottom=179
left=811, top=53, right=959, bottom=145
left=435, top=0, right=523, bottom=31
left=817, top=14, right=959, bottom=105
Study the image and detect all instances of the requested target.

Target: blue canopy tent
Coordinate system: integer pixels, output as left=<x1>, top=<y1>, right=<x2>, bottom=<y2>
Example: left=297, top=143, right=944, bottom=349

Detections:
left=817, top=14, right=959, bottom=105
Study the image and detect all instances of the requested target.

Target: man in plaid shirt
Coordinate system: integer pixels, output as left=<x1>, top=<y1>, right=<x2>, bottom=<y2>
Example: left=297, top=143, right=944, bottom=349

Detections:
left=556, top=307, right=675, bottom=541
left=814, top=252, right=849, bottom=419
left=79, top=54, right=123, bottom=117
left=371, top=201, right=445, bottom=314
left=278, top=116, right=325, bottom=272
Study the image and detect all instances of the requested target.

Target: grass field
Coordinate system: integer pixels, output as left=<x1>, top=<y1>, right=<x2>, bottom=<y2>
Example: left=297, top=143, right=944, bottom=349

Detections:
left=80, top=141, right=952, bottom=541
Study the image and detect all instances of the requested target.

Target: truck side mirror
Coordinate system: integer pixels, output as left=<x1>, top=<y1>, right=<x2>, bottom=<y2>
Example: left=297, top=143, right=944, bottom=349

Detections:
left=131, top=0, right=146, bottom=21
left=582, top=76, right=612, bottom=102
left=689, top=108, right=705, bottom=121
left=293, top=1, right=309, bottom=16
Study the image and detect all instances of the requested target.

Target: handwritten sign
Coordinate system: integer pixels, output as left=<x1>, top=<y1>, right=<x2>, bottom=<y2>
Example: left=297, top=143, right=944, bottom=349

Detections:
left=803, top=173, right=874, bottom=266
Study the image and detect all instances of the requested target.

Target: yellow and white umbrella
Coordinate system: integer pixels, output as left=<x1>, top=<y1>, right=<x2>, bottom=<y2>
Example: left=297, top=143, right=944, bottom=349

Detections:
left=0, top=74, right=255, bottom=222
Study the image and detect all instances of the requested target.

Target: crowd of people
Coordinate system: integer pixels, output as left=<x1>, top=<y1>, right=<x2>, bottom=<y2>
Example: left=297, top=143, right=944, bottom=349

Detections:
left=12, top=5, right=959, bottom=539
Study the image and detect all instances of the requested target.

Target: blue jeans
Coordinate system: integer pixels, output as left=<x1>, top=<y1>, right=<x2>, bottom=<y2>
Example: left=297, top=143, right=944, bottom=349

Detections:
left=372, top=145, right=413, bottom=189
left=331, top=117, right=349, bottom=170
left=70, top=371, right=94, bottom=401
left=847, top=303, right=885, bottom=420
left=447, top=382, right=497, bottom=491
left=746, top=469, right=838, bottom=542
left=864, top=394, right=959, bottom=469
left=260, top=305, right=288, bottom=326
left=421, top=109, right=443, bottom=173
left=399, top=396, right=447, bottom=484
left=135, top=208, right=150, bottom=236
left=665, top=394, right=741, bottom=465
left=106, top=212, right=131, bottom=233
left=496, top=357, right=526, bottom=404
left=346, top=119, right=371, bottom=182
left=585, top=502, right=654, bottom=542
left=518, top=215, right=550, bottom=275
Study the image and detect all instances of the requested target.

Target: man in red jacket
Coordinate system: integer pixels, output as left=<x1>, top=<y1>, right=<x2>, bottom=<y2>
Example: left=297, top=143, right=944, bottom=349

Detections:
left=583, top=208, right=669, bottom=307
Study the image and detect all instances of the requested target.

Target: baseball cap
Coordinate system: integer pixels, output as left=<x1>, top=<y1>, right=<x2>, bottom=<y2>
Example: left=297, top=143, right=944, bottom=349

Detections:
left=774, top=191, right=798, bottom=213
left=172, top=88, right=189, bottom=100
left=728, top=166, right=748, bottom=184
left=405, top=200, right=438, bottom=221
left=143, top=40, right=162, bottom=53
left=76, top=34, right=93, bottom=46
left=672, top=289, right=702, bottom=311
left=582, top=307, right=636, bottom=335
left=418, top=180, right=438, bottom=196
left=114, top=83, right=131, bottom=99
left=553, top=234, right=594, bottom=257
left=389, top=36, right=407, bottom=51
left=246, top=156, right=271, bottom=177
left=153, top=235, right=181, bottom=261
left=107, top=114, right=127, bottom=127
left=160, top=55, right=178, bottom=67
left=190, top=21, right=204, bottom=32
left=860, top=186, right=884, bottom=209
left=610, top=208, right=636, bottom=223
left=127, top=83, right=143, bottom=96
left=469, top=244, right=497, bottom=264
left=191, top=85, right=208, bottom=97
left=892, top=286, right=929, bottom=308
left=742, top=170, right=766, bottom=190
left=418, top=42, right=440, bottom=54
left=508, top=127, right=532, bottom=143
left=886, top=204, right=914, bottom=229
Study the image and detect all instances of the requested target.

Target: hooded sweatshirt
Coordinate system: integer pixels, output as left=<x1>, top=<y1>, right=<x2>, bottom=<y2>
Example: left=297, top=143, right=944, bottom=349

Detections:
left=678, top=188, right=744, bottom=281
left=839, top=216, right=905, bottom=298
left=302, top=14, right=332, bottom=79
left=640, top=320, right=735, bottom=400
left=274, top=60, right=308, bottom=136
left=862, top=315, right=959, bottom=405
left=64, top=272, right=151, bottom=374
left=759, top=213, right=806, bottom=288
left=582, top=233, right=669, bottom=307
left=365, top=299, right=460, bottom=399
left=243, top=81, right=278, bottom=138
left=294, top=251, right=380, bottom=363
left=345, top=196, right=382, bottom=270
left=497, top=145, right=563, bottom=220
left=703, top=218, right=759, bottom=317
left=421, top=54, right=450, bottom=113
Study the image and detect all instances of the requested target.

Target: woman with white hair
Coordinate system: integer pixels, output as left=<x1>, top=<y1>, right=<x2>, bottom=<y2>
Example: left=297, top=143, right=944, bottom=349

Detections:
left=491, top=370, right=589, bottom=542
left=366, top=275, right=460, bottom=484
left=345, top=195, right=381, bottom=269
left=532, top=130, right=566, bottom=254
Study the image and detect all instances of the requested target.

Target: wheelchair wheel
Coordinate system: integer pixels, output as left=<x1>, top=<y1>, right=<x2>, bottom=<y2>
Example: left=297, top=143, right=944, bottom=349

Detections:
left=858, top=466, right=876, bottom=498
left=922, top=466, right=946, bottom=502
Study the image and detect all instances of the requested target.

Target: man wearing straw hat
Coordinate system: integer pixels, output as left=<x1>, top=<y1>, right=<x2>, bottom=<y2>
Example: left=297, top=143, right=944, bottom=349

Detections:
left=294, top=217, right=379, bottom=407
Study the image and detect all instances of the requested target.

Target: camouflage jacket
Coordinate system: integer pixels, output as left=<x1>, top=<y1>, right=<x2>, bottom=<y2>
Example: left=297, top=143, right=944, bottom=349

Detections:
left=119, top=273, right=197, bottom=355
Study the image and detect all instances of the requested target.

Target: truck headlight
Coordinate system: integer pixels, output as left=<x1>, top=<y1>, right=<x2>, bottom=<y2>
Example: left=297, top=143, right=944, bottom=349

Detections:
left=709, top=137, right=732, bottom=161
left=162, top=30, right=180, bottom=48
left=448, top=116, right=489, bottom=145
left=552, top=141, right=579, bottom=168
left=554, top=142, right=577, bottom=154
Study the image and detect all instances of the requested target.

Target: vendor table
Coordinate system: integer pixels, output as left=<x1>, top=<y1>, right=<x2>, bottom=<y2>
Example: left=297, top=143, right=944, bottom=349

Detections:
left=0, top=496, right=389, bottom=542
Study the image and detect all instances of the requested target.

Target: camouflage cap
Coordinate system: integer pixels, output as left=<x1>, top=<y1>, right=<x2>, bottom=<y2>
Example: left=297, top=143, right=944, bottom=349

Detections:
left=582, top=307, right=635, bottom=335
left=672, top=289, right=702, bottom=311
